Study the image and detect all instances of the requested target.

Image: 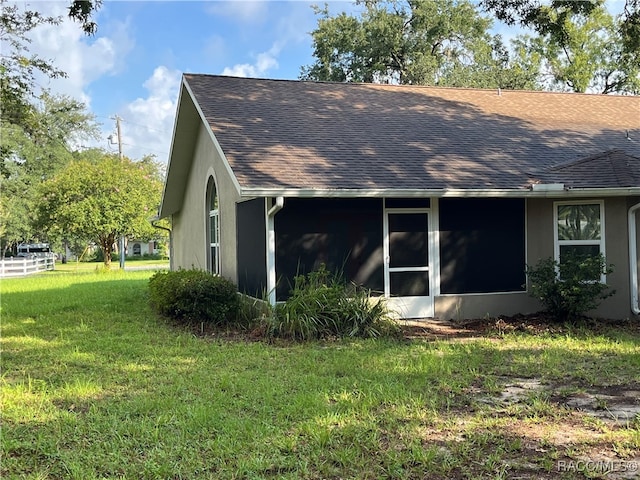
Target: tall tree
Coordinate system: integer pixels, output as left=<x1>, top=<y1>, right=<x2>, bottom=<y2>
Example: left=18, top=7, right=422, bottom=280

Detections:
left=481, top=0, right=640, bottom=93
left=0, top=0, right=101, bottom=253
left=300, top=0, right=540, bottom=88
left=438, top=34, right=541, bottom=89
left=36, top=151, right=164, bottom=268
left=518, top=6, right=639, bottom=93
left=0, top=92, right=98, bottom=254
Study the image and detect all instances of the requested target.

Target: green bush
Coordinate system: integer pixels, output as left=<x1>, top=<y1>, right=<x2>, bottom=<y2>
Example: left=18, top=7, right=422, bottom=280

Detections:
left=526, top=254, right=615, bottom=321
left=148, top=269, right=240, bottom=325
left=268, top=265, right=399, bottom=340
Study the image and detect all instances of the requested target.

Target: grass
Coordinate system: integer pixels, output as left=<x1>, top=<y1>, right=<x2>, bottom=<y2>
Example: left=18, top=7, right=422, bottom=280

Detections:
left=1, top=271, right=639, bottom=479
left=53, top=259, right=168, bottom=274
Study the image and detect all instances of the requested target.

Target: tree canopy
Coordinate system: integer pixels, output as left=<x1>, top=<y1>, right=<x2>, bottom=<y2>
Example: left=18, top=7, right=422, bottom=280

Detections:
left=301, top=0, right=639, bottom=93
left=0, top=0, right=114, bottom=257
left=0, top=93, right=99, bottom=255
left=36, top=151, right=164, bottom=268
left=482, top=0, right=639, bottom=93
left=301, top=0, right=539, bottom=88
left=0, top=0, right=101, bottom=146
left=481, top=0, right=639, bottom=62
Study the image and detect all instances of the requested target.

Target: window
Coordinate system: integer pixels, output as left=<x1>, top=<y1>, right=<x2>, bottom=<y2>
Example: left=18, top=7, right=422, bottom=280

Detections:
left=554, top=201, right=605, bottom=280
left=207, top=178, right=220, bottom=275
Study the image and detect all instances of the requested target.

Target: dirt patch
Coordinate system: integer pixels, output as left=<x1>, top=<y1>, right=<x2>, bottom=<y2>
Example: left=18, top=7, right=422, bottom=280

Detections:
left=399, top=318, right=483, bottom=340
left=499, top=377, right=545, bottom=402
left=556, top=385, right=640, bottom=427
left=404, top=312, right=640, bottom=339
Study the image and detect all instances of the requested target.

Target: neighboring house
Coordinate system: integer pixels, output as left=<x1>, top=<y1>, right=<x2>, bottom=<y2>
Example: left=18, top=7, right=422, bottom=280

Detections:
left=159, top=74, right=640, bottom=320
left=125, top=239, right=158, bottom=257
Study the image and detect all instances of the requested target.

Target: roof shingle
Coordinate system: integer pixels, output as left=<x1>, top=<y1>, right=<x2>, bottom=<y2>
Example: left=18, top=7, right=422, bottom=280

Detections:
left=183, top=74, right=640, bottom=192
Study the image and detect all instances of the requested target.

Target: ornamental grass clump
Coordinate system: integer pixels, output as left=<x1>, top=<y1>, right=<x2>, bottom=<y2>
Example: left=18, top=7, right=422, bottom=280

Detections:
left=148, top=269, right=240, bottom=325
left=268, top=265, right=399, bottom=340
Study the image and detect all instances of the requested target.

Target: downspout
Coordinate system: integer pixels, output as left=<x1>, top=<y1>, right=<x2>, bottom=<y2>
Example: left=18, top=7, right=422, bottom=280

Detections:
left=629, top=202, right=640, bottom=315
left=266, top=197, right=284, bottom=306
left=151, top=216, right=173, bottom=271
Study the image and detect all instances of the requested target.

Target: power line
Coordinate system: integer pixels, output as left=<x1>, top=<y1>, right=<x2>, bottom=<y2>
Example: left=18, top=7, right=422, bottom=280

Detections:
left=121, top=143, right=169, bottom=157
left=119, top=117, right=172, bottom=136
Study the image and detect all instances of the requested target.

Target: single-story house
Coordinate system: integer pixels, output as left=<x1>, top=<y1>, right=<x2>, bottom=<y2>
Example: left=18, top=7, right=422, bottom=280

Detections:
left=125, top=239, right=159, bottom=257
left=159, top=74, right=640, bottom=320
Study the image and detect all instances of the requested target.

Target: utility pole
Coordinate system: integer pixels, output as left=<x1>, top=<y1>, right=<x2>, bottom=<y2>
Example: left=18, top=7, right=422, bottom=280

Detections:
left=111, top=115, right=126, bottom=270
left=115, top=114, right=123, bottom=159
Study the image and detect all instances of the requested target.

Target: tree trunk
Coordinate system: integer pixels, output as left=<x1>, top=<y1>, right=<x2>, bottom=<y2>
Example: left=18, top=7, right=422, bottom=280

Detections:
left=99, top=234, right=116, bottom=269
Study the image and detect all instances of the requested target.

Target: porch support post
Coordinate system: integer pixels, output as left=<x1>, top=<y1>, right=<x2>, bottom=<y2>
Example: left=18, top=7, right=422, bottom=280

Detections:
left=266, top=197, right=284, bottom=306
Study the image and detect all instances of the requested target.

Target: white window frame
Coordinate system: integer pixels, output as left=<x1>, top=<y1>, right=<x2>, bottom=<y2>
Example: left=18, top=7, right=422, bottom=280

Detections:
left=553, top=200, right=606, bottom=282
left=207, top=177, right=220, bottom=275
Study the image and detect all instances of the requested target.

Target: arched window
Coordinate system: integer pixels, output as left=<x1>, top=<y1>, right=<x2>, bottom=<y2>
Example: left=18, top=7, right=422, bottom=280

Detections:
left=206, top=177, right=220, bottom=274
left=133, top=243, right=141, bottom=255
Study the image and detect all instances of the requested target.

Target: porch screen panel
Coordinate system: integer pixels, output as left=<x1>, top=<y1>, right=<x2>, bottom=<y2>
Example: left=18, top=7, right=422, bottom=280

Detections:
left=275, top=198, right=384, bottom=300
left=388, top=213, right=429, bottom=268
left=439, top=198, right=526, bottom=294
left=237, top=198, right=267, bottom=297
left=389, top=271, right=430, bottom=296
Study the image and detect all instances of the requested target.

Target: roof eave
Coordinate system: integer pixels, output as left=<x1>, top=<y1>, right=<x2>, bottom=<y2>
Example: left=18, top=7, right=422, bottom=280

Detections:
left=239, top=186, right=640, bottom=199
left=159, top=76, right=243, bottom=219
left=159, top=79, right=197, bottom=219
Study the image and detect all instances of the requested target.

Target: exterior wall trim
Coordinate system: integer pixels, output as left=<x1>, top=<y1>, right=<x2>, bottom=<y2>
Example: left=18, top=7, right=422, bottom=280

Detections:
left=266, top=197, right=284, bottom=305
left=239, top=187, right=640, bottom=199
left=205, top=172, right=220, bottom=275
left=437, top=290, right=528, bottom=297
left=183, top=79, right=242, bottom=196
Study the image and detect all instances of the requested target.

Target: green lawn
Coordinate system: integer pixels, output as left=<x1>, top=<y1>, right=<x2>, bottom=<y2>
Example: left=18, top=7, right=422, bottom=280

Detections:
left=53, top=259, right=168, bottom=273
left=2, top=271, right=639, bottom=479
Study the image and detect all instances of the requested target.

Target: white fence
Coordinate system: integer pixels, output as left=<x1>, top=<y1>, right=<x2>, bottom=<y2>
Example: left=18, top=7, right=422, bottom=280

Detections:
left=0, top=257, right=55, bottom=277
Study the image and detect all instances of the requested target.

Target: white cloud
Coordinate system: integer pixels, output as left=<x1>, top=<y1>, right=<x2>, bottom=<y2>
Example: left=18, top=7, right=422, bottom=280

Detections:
left=218, top=2, right=319, bottom=78
left=222, top=43, right=281, bottom=77
left=221, top=63, right=258, bottom=78
left=117, top=66, right=182, bottom=165
left=24, top=4, right=134, bottom=107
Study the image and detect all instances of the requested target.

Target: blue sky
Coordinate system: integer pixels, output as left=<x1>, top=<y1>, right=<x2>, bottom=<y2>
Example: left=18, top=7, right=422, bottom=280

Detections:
left=24, top=1, right=349, bottom=163
left=19, top=0, right=626, bottom=164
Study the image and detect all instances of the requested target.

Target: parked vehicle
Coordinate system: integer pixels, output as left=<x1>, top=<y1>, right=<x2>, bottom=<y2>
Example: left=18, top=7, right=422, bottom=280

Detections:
left=17, top=243, right=54, bottom=259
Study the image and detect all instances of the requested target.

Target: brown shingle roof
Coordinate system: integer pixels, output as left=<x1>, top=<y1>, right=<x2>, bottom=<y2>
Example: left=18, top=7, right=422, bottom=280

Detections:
left=183, top=74, right=640, bottom=192
left=542, top=149, right=640, bottom=188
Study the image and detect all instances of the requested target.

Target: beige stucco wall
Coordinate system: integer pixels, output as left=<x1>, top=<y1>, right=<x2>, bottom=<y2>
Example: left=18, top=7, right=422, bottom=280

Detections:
left=435, top=197, right=638, bottom=320
left=434, top=292, right=538, bottom=322
left=171, top=123, right=241, bottom=283
left=528, top=197, right=636, bottom=319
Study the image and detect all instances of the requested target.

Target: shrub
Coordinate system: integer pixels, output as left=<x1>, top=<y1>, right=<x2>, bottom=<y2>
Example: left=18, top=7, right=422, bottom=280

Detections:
left=268, top=265, right=399, bottom=340
left=148, top=269, right=240, bottom=325
left=526, top=254, right=615, bottom=321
